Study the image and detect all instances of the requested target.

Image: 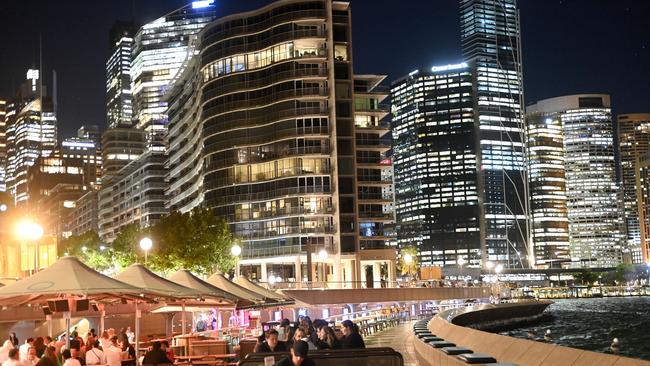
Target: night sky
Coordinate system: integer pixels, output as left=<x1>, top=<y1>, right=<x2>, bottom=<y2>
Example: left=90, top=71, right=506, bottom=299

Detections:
left=0, top=0, right=649, bottom=139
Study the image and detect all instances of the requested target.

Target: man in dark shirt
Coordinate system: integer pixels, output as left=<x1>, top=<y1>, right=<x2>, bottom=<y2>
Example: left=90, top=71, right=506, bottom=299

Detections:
left=142, top=342, right=171, bottom=366
left=275, top=341, right=314, bottom=366
left=254, top=330, right=287, bottom=353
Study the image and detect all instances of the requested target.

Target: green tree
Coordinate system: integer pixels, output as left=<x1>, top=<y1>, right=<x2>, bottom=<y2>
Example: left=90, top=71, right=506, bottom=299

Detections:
left=573, top=269, right=599, bottom=285
left=58, top=231, right=113, bottom=271
left=110, top=223, right=142, bottom=269
left=152, top=208, right=237, bottom=275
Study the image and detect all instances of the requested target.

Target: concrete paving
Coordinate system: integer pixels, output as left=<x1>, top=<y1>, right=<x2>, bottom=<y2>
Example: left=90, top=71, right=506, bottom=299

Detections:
left=364, top=320, right=419, bottom=366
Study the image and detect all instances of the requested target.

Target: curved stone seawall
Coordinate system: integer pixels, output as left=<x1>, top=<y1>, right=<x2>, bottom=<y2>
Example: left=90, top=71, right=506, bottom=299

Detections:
left=414, top=301, right=650, bottom=366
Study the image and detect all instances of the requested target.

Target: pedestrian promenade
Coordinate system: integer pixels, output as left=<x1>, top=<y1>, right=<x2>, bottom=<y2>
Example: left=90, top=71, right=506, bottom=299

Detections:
left=365, top=320, right=419, bottom=366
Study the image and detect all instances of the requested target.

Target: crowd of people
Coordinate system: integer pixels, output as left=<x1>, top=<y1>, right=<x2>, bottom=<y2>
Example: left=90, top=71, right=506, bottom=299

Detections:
left=253, top=317, right=365, bottom=365
left=0, top=328, right=141, bottom=366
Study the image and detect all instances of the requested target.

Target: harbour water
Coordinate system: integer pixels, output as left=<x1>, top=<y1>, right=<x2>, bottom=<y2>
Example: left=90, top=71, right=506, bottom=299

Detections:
left=502, top=297, right=650, bottom=360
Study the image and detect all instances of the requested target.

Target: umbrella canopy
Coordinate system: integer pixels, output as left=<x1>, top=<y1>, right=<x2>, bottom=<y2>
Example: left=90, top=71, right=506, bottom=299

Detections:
left=0, top=256, right=156, bottom=306
left=233, top=276, right=288, bottom=302
left=206, top=272, right=267, bottom=304
left=167, top=270, right=238, bottom=304
left=114, top=264, right=205, bottom=300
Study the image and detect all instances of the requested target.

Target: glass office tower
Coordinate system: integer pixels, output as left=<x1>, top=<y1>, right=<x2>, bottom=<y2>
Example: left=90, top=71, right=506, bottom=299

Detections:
left=618, top=113, right=650, bottom=264
left=527, top=95, right=624, bottom=268
left=0, top=100, right=6, bottom=192
left=131, top=1, right=216, bottom=151
left=392, top=64, right=480, bottom=267
left=525, top=109, right=570, bottom=268
left=166, top=0, right=397, bottom=285
left=5, top=70, right=57, bottom=205
left=460, top=0, right=530, bottom=268
left=106, top=21, right=137, bottom=129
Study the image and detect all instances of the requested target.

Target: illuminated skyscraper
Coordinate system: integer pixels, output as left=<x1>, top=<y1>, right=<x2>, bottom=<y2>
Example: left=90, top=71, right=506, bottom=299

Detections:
left=166, top=0, right=396, bottom=285
left=131, top=1, right=216, bottom=151
left=525, top=108, right=570, bottom=268
left=460, top=0, right=530, bottom=268
left=106, top=21, right=137, bottom=129
left=617, top=113, right=650, bottom=263
left=635, top=153, right=650, bottom=263
left=392, top=63, right=480, bottom=267
left=527, top=95, right=624, bottom=268
left=5, top=69, right=57, bottom=205
left=0, top=100, right=6, bottom=192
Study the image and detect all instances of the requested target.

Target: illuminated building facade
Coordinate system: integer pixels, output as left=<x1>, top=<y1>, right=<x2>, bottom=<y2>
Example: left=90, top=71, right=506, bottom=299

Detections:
left=100, top=128, right=146, bottom=178
left=528, top=95, right=624, bottom=268
left=166, top=0, right=397, bottom=285
left=106, top=21, right=137, bottom=129
left=461, top=0, right=530, bottom=268
left=99, top=151, right=167, bottom=242
left=525, top=108, right=570, bottom=268
left=391, top=64, right=480, bottom=267
left=617, top=113, right=650, bottom=263
left=635, top=153, right=650, bottom=263
left=131, top=1, right=216, bottom=151
left=68, top=190, right=99, bottom=237
left=0, top=100, right=6, bottom=192
left=5, top=69, right=57, bottom=205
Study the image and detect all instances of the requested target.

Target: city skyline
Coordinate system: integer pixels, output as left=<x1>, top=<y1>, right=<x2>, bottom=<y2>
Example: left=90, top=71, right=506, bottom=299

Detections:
left=0, top=0, right=649, bottom=139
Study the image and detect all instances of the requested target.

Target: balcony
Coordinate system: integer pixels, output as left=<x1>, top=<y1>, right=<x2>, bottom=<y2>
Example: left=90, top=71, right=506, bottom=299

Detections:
left=358, top=212, right=394, bottom=222
left=237, top=225, right=335, bottom=240
left=203, top=106, right=329, bottom=136
left=355, top=139, right=391, bottom=152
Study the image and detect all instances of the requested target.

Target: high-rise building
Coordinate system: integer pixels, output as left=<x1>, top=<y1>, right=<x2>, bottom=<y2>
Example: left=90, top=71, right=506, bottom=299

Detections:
left=460, top=0, right=530, bottom=268
left=5, top=69, right=57, bottom=205
left=98, top=151, right=167, bottom=242
left=106, top=21, right=137, bottom=129
left=618, top=113, right=650, bottom=263
left=68, top=190, right=99, bottom=237
left=0, top=100, right=6, bottom=192
left=525, top=107, right=570, bottom=268
left=131, top=1, right=216, bottom=151
left=635, top=153, right=650, bottom=263
left=166, top=0, right=397, bottom=285
left=100, top=128, right=146, bottom=178
left=391, top=63, right=480, bottom=267
left=527, top=95, right=624, bottom=268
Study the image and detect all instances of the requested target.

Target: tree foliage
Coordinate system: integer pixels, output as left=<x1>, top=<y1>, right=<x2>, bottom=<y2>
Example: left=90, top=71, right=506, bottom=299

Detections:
left=60, top=208, right=238, bottom=275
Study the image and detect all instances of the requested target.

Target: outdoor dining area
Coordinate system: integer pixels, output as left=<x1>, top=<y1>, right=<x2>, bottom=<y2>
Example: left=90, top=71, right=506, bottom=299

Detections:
left=0, top=256, right=412, bottom=366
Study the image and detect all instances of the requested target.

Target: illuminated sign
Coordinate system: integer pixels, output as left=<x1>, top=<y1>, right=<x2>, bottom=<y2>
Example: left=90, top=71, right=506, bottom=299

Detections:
left=408, top=69, right=419, bottom=76
left=431, top=62, right=468, bottom=73
left=192, top=0, right=214, bottom=8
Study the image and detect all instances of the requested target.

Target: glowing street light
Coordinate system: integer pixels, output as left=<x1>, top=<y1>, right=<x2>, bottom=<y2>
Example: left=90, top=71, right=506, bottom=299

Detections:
left=403, top=253, right=413, bottom=264
left=231, top=244, right=242, bottom=256
left=16, top=220, right=44, bottom=274
left=0, top=204, right=7, bottom=212
left=139, top=237, right=153, bottom=265
left=495, top=264, right=503, bottom=274
left=486, top=261, right=494, bottom=270
left=457, top=257, right=466, bottom=282
left=318, top=249, right=329, bottom=261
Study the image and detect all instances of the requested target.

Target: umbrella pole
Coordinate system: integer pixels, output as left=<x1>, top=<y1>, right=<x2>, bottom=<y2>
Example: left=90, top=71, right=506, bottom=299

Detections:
left=46, top=314, right=53, bottom=338
left=100, top=309, right=106, bottom=335
left=135, top=302, right=140, bottom=365
left=181, top=301, right=186, bottom=335
left=64, top=311, right=71, bottom=350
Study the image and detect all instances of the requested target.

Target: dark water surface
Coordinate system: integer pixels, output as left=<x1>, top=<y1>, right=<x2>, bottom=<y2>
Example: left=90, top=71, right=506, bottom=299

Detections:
left=502, top=297, right=650, bottom=361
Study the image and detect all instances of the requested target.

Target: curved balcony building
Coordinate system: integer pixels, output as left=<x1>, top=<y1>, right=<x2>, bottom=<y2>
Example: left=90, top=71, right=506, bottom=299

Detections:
left=166, top=0, right=396, bottom=286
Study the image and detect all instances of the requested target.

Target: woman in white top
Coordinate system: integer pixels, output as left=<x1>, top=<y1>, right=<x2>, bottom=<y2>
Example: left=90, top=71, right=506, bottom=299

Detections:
left=0, top=340, right=14, bottom=363
left=61, top=350, right=81, bottom=366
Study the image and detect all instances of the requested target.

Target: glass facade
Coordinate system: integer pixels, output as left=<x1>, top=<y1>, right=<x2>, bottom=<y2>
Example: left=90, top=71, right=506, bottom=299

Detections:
left=0, top=100, right=6, bottom=192
left=617, top=113, right=650, bottom=264
left=106, top=21, right=136, bottom=129
left=131, top=3, right=216, bottom=151
left=635, top=153, right=650, bottom=263
left=528, top=95, right=624, bottom=268
left=461, top=0, right=530, bottom=268
left=5, top=70, right=57, bottom=205
left=166, top=0, right=395, bottom=283
left=391, top=65, right=480, bottom=267
left=525, top=111, right=570, bottom=267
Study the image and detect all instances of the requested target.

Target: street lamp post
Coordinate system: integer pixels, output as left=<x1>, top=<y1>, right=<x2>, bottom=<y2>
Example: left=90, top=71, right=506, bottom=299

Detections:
left=231, top=244, right=242, bottom=278
left=139, top=237, right=153, bottom=265
left=457, top=257, right=466, bottom=282
left=16, top=221, right=43, bottom=274
left=318, top=249, right=328, bottom=286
